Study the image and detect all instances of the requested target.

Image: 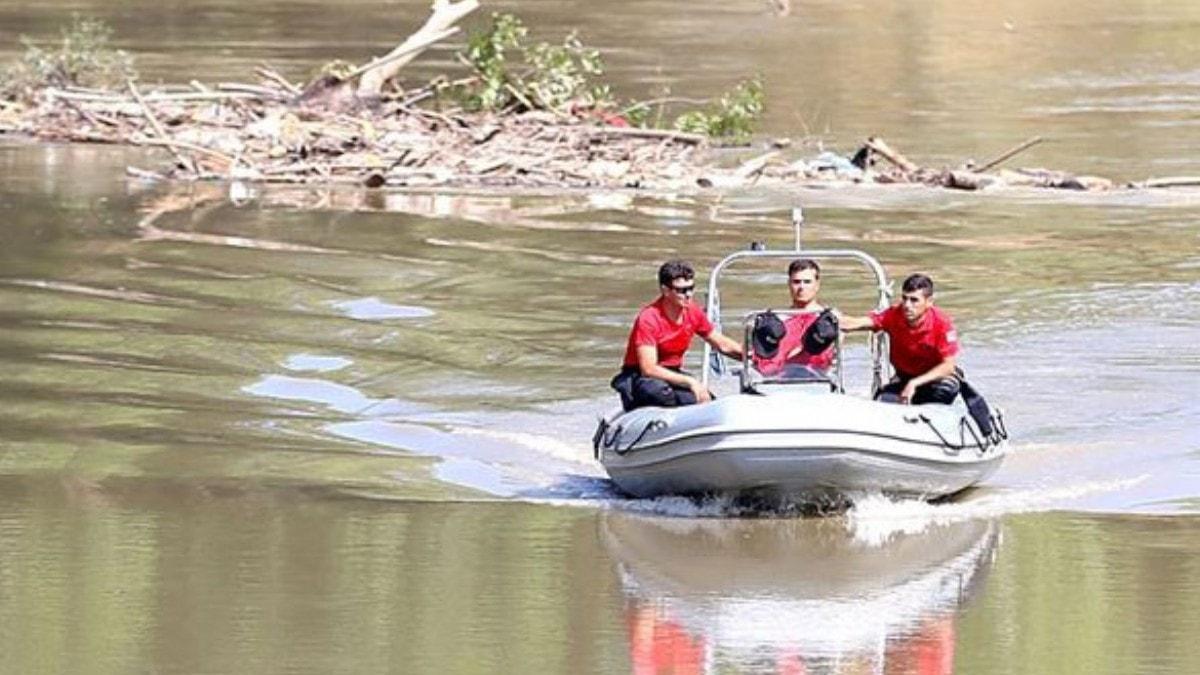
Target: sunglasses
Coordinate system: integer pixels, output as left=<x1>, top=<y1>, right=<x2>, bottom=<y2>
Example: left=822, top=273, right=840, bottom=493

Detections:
left=667, top=283, right=696, bottom=296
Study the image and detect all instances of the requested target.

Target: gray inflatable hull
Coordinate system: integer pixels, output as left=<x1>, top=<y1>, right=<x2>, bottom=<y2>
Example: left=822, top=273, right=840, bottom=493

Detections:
left=596, top=388, right=1007, bottom=501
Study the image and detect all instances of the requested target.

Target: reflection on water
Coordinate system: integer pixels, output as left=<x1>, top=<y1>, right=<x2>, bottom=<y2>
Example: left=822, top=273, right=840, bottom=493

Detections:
left=3, top=475, right=1199, bottom=674
left=604, top=512, right=997, bottom=674
left=331, top=297, right=435, bottom=321
left=282, top=352, right=353, bottom=372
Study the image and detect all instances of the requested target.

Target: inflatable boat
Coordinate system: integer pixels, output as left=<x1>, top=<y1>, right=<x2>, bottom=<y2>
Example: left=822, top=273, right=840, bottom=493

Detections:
left=594, top=209, right=1008, bottom=503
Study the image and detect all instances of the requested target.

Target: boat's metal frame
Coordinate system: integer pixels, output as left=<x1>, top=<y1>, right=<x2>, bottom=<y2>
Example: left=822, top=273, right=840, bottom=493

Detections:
left=700, top=207, right=894, bottom=396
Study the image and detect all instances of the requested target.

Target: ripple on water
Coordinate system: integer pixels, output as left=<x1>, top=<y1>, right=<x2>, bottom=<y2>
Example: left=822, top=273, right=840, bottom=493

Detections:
left=331, top=297, right=435, bottom=320
left=281, top=353, right=353, bottom=372
left=242, top=374, right=419, bottom=417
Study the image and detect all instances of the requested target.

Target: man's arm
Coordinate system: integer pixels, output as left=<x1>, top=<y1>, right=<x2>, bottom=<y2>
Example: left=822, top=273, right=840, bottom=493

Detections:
left=899, top=356, right=958, bottom=404
left=703, top=331, right=745, bottom=361
left=636, top=345, right=712, bottom=403
left=835, top=311, right=876, bottom=332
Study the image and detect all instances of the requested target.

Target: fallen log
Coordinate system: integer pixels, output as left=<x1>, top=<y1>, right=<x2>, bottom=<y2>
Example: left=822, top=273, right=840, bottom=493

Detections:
left=48, top=88, right=263, bottom=103
left=944, top=170, right=998, bottom=191
left=134, top=137, right=238, bottom=168
left=1137, top=176, right=1200, bottom=189
left=357, top=0, right=480, bottom=98
left=255, top=65, right=301, bottom=95
left=582, top=126, right=707, bottom=145
left=976, top=136, right=1043, bottom=173
left=295, top=0, right=478, bottom=110
left=864, top=136, right=919, bottom=173
left=735, top=150, right=780, bottom=180
left=216, top=82, right=291, bottom=100
left=128, top=79, right=197, bottom=174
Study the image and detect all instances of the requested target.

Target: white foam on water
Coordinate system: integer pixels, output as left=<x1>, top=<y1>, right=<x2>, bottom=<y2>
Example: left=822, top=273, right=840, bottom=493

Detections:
left=846, top=474, right=1150, bottom=546
left=449, top=426, right=600, bottom=471
left=605, top=494, right=745, bottom=517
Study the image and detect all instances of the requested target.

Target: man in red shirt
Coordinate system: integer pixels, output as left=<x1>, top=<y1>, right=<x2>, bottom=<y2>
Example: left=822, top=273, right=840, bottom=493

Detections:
left=839, top=273, right=961, bottom=404
left=753, top=258, right=837, bottom=375
left=611, top=260, right=744, bottom=411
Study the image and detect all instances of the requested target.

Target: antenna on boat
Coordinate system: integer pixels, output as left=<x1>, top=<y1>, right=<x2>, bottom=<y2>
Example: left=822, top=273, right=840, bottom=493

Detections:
left=791, top=206, right=804, bottom=251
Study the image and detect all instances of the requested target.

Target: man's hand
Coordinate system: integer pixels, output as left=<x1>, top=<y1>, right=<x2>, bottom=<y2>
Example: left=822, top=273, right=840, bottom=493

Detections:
left=834, top=309, right=874, bottom=332
left=689, top=378, right=713, bottom=403
left=900, top=380, right=918, bottom=404
left=707, top=332, right=744, bottom=361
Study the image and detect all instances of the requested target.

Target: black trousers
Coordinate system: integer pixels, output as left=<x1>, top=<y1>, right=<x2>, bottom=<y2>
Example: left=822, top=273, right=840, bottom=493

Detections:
left=875, top=372, right=961, bottom=405
left=610, top=367, right=699, bottom=412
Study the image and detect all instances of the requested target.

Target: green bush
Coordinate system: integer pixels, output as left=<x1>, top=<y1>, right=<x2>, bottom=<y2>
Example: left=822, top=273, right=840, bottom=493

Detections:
left=456, top=13, right=614, bottom=113
left=673, top=76, right=765, bottom=142
left=2, top=15, right=136, bottom=101
left=460, top=12, right=528, bottom=111
left=455, top=14, right=766, bottom=140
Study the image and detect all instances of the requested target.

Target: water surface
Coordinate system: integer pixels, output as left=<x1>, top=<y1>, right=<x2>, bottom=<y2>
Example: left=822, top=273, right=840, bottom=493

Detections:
left=2, top=1, right=1200, bottom=673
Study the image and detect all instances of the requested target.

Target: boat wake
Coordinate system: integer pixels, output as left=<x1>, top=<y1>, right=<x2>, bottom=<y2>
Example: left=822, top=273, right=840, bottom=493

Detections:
left=242, top=355, right=1182, bottom=517
left=846, top=475, right=1149, bottom=545
left=523, top=462, right=1151, bottom=526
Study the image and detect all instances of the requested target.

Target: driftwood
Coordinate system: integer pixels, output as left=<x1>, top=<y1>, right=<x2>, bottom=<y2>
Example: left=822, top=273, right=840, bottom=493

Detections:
left=1137, top=176, right=1200, bottom=189
left=975, top=135, right=1043, bottom=172
left=127, top=79, right=196, bottom=174
left=297, top=0, right=479, bottom=110
left=734, top=150, right=780, bottom=180
left=255, top=65, right=301, bottom=95
left=583, top=126, right=706, bottom=144
left=945, top=170, right=998, bottom=191
left=357, top=0, right=480, bottom=98
left=49, top=88, right=261, bottom=103
left=864, top=136, right=919, bottom=173
left=839, top=137, right=1127, bottom=192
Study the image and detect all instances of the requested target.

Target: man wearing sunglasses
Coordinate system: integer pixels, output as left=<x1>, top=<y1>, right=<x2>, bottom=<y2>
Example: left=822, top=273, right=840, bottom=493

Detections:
left=611, top=259, right=744, bottom=411
left=838, top=273, right=961, bottom=405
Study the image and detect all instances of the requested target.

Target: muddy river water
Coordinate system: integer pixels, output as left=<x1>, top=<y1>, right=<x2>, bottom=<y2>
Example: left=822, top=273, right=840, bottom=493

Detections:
left=2, top=1, right=1200, bottom=673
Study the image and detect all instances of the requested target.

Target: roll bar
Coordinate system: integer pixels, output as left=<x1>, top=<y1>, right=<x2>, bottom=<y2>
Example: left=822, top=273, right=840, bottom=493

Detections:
left=700, top=207, right=894, bottom=393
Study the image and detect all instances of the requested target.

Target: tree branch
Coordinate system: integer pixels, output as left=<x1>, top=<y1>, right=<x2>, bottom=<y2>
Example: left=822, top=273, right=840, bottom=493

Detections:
left=356, top=0, right=480, bottom=98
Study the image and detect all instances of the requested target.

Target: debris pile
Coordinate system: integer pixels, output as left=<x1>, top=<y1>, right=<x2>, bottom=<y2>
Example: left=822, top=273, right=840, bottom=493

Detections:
left=11, top=81, right=716, bottom=190
left=4, top=5, right=1199, bottom=194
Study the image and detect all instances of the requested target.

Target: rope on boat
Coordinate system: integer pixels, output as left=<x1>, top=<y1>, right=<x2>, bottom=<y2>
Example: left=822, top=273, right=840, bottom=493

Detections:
left=915, top=409, right=1009, bottom=455
left=593, top=417, right=667, bottom=456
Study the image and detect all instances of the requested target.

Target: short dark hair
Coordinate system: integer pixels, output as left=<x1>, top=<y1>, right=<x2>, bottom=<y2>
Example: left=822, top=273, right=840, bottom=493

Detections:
left=787, top=258, right=821, bottom=279
left=658, top=259, right=694, bottom=286
left=901, top=273, right=935, bottom=297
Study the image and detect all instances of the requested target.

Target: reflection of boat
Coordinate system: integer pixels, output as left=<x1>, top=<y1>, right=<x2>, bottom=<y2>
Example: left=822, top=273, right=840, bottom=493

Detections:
left=603, top=511, right=999, bottom=672
left=595, top=209, right=1008, bottom=503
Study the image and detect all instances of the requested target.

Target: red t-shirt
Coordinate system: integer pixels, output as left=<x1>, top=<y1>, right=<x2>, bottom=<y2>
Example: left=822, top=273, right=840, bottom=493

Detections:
left=622, top=297, right=713, bottom=368
left=869, top=304, right=959, bottom=377
left=753, top=312, right=835, bottom=374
